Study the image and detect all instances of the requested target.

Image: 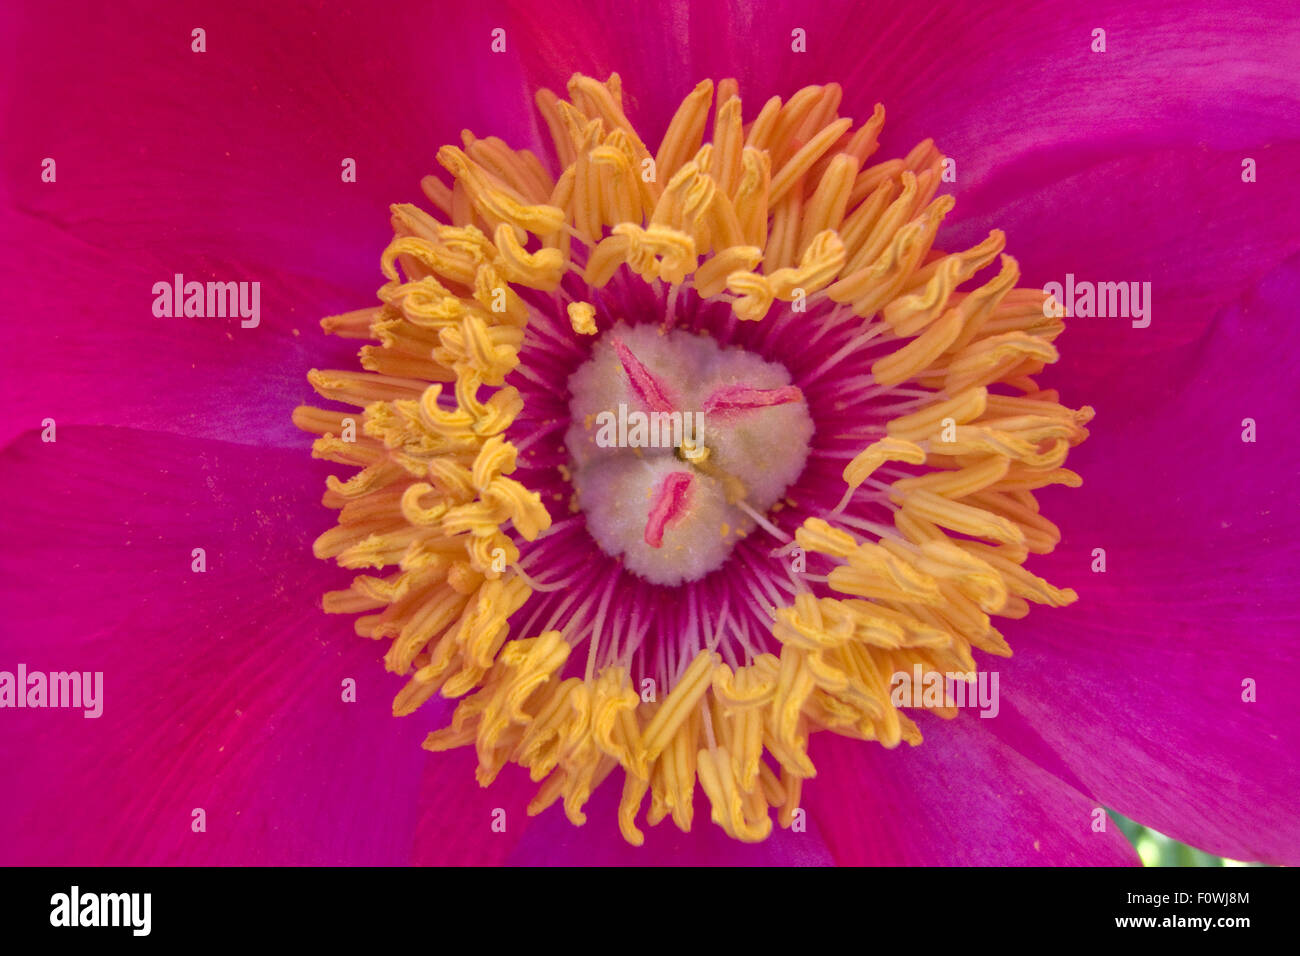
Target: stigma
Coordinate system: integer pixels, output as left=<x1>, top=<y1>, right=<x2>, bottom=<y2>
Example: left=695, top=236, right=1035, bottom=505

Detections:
left=566, top=324, right=813, bottom=585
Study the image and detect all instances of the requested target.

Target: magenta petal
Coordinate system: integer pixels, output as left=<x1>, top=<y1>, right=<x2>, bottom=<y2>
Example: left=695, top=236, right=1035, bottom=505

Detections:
left=0, top=426, right=429, bottom=864
left=0, top=219, right=369, bottom=450
left=511, top=0, right=1300, bottom=156
left=409, top=750, right=546, bottom=865
left=982, top=255, right=1300, bottom=864
left=1, top=1, right=537, bottom=448
left=872, top=0, right=1300, bottom=165
left=804, top=714, right=1139, bottom=866
left=946, top=143, right=1300, bottom=402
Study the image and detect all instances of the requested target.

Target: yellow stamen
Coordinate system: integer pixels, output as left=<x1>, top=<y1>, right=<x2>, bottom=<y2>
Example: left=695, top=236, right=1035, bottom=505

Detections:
left=842, top=436, right=927, bottom=493
left=298, top=73, right=1091, bottom=847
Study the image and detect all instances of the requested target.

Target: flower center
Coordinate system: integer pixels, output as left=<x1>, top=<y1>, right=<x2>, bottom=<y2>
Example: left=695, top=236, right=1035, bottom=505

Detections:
left=565, top=324, right=813, bottom=585
left=295, top=71, right=1095, bottom=847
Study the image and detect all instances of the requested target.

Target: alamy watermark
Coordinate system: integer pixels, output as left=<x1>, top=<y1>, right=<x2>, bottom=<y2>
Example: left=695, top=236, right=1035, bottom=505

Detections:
left=890, top=665, right=1000, bottom=718
left=594, top=403, right=706, bottom=459
left=0, top=664, right=102, bottom=718
left=50, top=886, right=150, bottom=936
left=152, top=273, right=260, bottom=328
left=1042, top=273, right=1151, bottom=328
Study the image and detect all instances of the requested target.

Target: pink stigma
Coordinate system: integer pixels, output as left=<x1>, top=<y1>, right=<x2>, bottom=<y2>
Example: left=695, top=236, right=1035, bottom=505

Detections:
left=643, top=471, right=693, bottom=548
left=701, top=384, right=804, bottom=415
left=611, top=337, right=677, bottom=413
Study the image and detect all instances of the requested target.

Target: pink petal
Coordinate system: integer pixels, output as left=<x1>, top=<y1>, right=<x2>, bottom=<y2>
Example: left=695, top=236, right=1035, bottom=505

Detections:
left=1, top=1, right=537, bottom=447
left=980, top=255, right=1300, bottom=864
left=0, top=426, right=429, bottom=864
left=804, top=713, right=1140, bottom=865
left=410, top=751, right=543, bottom=865
left=947, top=142, right=1300, bottom=400
left=510, top=0, right=1300, bottom=155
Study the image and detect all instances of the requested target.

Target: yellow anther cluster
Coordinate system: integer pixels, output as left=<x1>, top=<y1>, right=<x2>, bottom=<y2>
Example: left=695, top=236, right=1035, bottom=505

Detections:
left=566, top=300, right=598, bottom=335
left=295, top=73, right=1090, bottom=845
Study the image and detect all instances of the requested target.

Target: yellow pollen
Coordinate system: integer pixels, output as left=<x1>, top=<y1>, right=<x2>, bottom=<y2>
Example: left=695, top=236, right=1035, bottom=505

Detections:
left=566, top=300, right=598, bottom=335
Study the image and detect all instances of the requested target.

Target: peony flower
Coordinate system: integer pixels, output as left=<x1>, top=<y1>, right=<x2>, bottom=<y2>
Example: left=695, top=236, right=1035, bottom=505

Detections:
left=1, top=0, right=1296, bottom=866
